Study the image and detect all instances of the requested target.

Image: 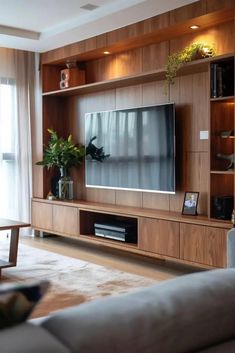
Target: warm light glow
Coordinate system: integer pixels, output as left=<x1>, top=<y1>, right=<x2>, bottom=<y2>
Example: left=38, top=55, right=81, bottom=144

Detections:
left=103, top=51, right=110, bottom=55
left=190, top=25, right=200, bottom=29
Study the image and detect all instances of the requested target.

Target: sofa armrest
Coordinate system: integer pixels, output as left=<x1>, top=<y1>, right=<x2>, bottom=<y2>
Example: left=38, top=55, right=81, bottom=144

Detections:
left=42, top=268, right=235, bottom=353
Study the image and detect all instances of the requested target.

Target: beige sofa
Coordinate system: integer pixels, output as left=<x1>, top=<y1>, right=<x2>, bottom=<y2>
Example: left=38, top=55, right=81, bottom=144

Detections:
left=1, top=268, right=235, bottom=353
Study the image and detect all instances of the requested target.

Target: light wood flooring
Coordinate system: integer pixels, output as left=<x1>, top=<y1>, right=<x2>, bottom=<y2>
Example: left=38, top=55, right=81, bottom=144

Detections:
left=20, top=234, right=203, bottom=281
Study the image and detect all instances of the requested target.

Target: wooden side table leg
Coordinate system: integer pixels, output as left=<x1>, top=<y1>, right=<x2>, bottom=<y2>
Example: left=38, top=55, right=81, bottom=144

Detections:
left=9, top=228, right=19, bottom=266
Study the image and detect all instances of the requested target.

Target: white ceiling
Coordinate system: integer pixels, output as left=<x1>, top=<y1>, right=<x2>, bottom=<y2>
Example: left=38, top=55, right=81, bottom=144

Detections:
left=0, top=0, right=198, bottom=53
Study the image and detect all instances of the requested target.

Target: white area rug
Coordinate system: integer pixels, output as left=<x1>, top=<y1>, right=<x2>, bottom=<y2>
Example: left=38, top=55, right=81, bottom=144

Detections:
left=0, top=236, right=156, bottom=317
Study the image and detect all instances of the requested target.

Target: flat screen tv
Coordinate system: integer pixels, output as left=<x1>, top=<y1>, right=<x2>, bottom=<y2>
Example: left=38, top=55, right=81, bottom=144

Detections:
left=85, top=103, right=175, bottom=194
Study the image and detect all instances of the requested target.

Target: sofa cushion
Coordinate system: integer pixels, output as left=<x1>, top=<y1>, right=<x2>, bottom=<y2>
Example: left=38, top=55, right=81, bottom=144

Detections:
left=42, top=268, right=235, bottom=353
left=0, top=322, right=71, bottom=353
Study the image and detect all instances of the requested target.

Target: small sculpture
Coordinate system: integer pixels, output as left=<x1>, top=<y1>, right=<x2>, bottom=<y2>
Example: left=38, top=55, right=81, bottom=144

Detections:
left=217, top=153, right=235, bottom=170
left=86, top=136, right=110, bottom=162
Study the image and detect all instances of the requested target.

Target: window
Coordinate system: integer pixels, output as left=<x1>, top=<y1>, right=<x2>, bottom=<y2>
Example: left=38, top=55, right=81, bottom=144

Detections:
left=0, top=78, right=18, bottom=218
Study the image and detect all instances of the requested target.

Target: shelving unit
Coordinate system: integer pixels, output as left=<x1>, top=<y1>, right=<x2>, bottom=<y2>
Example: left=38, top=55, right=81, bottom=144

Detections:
left=32, top=0, right=235, bottom=270
left=41, top=54, right=230, bottom=97
left=210, top=55, right=235, bottom=220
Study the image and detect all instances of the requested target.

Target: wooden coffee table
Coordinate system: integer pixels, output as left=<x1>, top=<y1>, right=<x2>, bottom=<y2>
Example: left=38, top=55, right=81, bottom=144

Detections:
left=0, top=218, right=30, bottom=277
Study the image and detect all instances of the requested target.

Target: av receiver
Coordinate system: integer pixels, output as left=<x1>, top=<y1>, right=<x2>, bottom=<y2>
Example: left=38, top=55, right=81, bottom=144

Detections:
left=94, top=221, right=137, bottom=243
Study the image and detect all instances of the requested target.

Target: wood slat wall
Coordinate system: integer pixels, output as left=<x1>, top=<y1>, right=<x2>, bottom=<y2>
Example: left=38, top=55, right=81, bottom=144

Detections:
left=36, top=1, right=235, bottom=214
left=55, top=21, right=232, bottom=214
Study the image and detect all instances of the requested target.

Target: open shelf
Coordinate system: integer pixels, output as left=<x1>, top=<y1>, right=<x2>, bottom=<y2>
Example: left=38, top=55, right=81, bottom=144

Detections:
left=42, top=54, right=235, bottom=97
left=79, top=234, right=138, bottom=249
left=210, top=96, right=234, bottom=102
left=210, top=170, right=235, bottom=174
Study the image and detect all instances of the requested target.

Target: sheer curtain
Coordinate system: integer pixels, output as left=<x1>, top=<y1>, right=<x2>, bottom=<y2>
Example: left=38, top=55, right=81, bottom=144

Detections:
left=0, top=48, right=35, bottom=229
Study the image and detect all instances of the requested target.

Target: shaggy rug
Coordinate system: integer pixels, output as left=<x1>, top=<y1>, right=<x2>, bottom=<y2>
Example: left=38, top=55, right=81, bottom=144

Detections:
left=0, top=236, right=156, bottom=318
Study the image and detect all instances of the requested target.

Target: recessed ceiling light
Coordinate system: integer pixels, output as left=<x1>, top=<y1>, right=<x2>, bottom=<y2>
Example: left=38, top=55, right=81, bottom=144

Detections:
left=190, top=25, right=200, bottom=30
left=103, top=51, right=110, bottom=55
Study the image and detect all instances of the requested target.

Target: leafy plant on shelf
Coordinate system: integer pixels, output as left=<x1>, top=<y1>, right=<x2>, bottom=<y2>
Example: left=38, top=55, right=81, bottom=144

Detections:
left=165, top=42, right=216, bottom=88
left=36, top=128, right=85, bottom=173
left=36, top=129, right=86, bottom=200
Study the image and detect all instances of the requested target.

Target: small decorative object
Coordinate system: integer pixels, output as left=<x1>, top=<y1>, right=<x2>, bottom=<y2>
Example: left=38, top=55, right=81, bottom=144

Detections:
left=36, top=129, right=85, bottom=200
left=86, top=136, right=110, bottom=162
left=220, top=130, right=234, bottom=139
left=182, top=191, right=199, bottom=215
left=231, top=209, right=235, bottom=227
left=165, top=42, right=216, bottom=88
left=46, top=191, right=56, bottom=201
left=217, top=153, right=235, bottom=170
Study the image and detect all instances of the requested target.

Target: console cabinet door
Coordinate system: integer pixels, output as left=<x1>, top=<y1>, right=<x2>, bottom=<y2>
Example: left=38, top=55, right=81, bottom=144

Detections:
left=138, top=217, right=180, bottom=258
left=31, top=201, right=53, bottom=231
left=180, top=223, right=227, bottom=267
left=53, top=205, right=79, bottom=237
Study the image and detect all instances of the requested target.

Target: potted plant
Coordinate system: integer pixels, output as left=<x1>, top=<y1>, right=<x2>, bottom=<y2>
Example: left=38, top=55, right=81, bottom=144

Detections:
left=165, top=42, right=216, bottom=87
left=36, top=128, right=85, bottom=200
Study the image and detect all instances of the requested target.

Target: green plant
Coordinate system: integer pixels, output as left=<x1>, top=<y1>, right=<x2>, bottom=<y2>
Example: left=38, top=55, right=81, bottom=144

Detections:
left=165, top=42, right=216, bottom=87
left=36, top=129, right=85, bottom=172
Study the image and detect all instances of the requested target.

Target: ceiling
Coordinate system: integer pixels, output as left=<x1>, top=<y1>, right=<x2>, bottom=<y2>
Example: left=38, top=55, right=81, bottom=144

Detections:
left=0, top=0, right=198, bottom=53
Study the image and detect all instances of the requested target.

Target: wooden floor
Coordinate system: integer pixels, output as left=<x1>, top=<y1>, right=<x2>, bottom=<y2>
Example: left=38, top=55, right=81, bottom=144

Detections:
left=21, top=234, right=202, bottom=281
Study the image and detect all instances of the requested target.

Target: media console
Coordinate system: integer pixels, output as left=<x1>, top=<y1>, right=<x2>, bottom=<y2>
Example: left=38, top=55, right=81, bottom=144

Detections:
left=31, top=198, right=231, bottom=269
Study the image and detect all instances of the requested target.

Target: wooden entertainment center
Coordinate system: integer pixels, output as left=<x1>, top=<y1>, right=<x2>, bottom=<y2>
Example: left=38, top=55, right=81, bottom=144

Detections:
left=32, top=0, right=235, bottom=269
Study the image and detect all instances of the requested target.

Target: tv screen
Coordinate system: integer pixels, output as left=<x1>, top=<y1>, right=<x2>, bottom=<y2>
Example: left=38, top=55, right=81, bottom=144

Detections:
left=85, top=103, right=175, bottom=194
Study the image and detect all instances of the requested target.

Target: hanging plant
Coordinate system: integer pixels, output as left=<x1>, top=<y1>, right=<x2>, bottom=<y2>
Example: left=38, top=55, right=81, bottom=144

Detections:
left=165, top=42, right=216, bottom=87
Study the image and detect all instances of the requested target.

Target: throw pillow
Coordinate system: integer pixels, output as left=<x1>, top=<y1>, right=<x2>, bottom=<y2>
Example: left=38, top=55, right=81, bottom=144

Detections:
left=0, top=280, right=50, bottom=329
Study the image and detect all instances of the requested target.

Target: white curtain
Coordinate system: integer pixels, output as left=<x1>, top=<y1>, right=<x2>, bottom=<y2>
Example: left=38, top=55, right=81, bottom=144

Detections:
left=0, top=48, right=35, bottom=229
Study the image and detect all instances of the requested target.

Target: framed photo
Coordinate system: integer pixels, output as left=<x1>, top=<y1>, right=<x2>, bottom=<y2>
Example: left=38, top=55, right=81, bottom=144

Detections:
left=182, top=191, right=199, bottom=215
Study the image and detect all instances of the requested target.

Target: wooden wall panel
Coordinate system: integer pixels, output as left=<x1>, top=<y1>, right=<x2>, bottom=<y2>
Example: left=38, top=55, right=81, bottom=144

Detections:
left=192, top=71, right=210, bottom=153
left=142, top=42, right=169, bottom=71
left=142, top=13, right=169, bottom=33
left=169, top=1, right=206, bottom=25
left=42, top=96, right=70, bottom=198
left=32, top=67, right=43, bottom=198
left=115, top=85, right=142, bottom=109
left=183, top=152, right=209, bottom=215
left=142, top=193, right=170, bottom=211
left=86, top=48, right=142, bottom=83
left=142, top=81, right=168, bottom=106
left=115, top=190, right=142, bottom=208
left=115, top=49, right=142, bottom=77
left=206, top=0, right=235, bottom=12
left=170, top=21, right=234, bottom=57
left=86, top=55, right=117, bottom=83
left=170, top=71, right=209, bottom=154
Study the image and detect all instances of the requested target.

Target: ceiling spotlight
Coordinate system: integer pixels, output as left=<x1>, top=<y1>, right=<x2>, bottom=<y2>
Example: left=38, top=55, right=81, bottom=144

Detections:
left=103, top=51, right=110, bottom=55
left=190, top=25, right=200, bottom=30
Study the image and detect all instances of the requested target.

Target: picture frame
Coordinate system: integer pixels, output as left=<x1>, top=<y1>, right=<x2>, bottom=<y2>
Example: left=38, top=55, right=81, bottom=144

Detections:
left=182, top=191, right=199, bottom=215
